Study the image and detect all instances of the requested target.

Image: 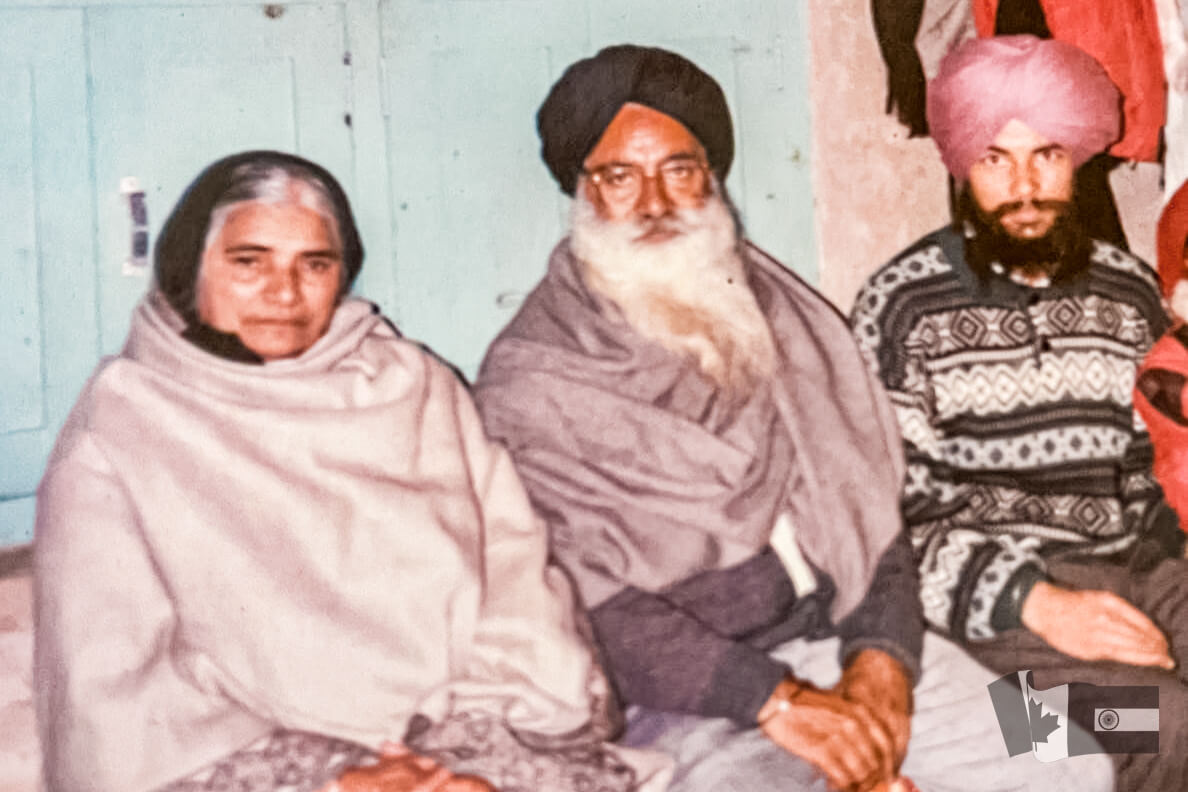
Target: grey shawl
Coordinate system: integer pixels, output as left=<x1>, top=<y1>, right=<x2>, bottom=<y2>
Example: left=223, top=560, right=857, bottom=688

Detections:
left=474, top=241, right=906, bottom=620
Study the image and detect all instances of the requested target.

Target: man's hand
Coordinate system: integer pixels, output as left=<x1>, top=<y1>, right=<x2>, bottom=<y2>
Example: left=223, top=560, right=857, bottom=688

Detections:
left=1021, top=581, right=1175, bottom=670
left=758, top=676, right=897, bottom=792
left=328, top=745, right=495, bottom=792
left=838, top=649, right=913, bottom=775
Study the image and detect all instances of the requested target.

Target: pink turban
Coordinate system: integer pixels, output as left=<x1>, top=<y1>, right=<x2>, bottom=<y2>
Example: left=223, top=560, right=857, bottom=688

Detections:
left=926, top=35, right=1121, bottom=180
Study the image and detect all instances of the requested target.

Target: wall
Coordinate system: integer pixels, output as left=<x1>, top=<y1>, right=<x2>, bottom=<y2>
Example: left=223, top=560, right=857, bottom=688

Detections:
left=0, top=0, right=817, bottom=546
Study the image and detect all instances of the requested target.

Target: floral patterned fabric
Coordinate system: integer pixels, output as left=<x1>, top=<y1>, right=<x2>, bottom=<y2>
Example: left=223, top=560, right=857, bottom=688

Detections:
left=156, top=731, right=376, bottom=792
left=406, top=711, right=637, bottom=792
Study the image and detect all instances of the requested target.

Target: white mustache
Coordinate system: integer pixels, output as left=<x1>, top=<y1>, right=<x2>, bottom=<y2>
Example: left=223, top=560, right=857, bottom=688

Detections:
left=632, top=216, right=690, bottom=241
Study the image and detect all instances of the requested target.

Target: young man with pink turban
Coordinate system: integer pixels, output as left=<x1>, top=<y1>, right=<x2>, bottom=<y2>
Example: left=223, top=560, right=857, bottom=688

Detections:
left=852, top=35, right=1188, bottom=791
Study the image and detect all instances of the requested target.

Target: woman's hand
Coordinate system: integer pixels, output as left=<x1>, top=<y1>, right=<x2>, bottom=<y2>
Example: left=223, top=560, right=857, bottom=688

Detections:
left=327, top=744, right=495, bottom=792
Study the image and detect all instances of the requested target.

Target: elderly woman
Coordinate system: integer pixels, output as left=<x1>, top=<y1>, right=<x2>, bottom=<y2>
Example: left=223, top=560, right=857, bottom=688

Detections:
left=33, top=151, right=667, bottom=792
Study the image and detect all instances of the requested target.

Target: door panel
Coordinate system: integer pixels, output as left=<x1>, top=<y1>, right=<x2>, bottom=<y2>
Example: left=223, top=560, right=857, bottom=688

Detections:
left=87, top=3, right=353, bottom=355
left=0, top=9, right=94, bottom=544
left=0, top=66, right=43, bottom=435
left=382, top=0, right=587, bottom=375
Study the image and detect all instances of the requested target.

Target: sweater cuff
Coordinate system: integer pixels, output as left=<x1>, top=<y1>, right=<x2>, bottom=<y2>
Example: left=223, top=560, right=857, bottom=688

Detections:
left=990, top=562, right=1048, bottom=633
left=839, top=638, right=921, bottom=686
left=702, top=644, right=789, bottom=726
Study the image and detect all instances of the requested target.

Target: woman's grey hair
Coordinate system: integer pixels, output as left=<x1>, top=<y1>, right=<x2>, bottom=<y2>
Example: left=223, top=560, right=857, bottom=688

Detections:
left=201, top=161, right=349, bottom=291
left=155, top=151, right=364, bottom=326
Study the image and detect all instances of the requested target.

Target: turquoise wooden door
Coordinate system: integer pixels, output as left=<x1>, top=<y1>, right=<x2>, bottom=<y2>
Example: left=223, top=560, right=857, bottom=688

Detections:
left=0, top=2, right=369, bottom=546
left=87, top=2, right=358, bottom=355
left=381, top=0, right=814, bottom=376
left=0, top=9, right=95, bottom=544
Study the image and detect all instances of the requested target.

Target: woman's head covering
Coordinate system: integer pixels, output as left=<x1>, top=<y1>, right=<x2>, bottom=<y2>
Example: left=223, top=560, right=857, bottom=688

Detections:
left=1158, top=181, right=1188, bottom=298
left=537, top=44, right=734, bottom=195
left=154, top=150, right=364, bottom=325
left=926, top=35, right=1121, bottom=180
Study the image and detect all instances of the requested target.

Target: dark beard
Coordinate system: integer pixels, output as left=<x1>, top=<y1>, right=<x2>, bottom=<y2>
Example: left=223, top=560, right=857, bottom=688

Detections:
left=956, top=187, right=1093, bottom=285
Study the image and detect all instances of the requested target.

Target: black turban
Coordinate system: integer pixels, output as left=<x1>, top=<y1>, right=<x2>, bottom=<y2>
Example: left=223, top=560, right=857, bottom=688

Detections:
left=537, top=44, right=734, bottom=195
left=154, top=150, right=364, bottom=327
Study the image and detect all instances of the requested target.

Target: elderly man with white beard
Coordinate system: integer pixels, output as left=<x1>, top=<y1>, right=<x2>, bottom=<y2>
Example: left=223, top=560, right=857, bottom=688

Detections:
left=473, top=45, right=1111, bottom=792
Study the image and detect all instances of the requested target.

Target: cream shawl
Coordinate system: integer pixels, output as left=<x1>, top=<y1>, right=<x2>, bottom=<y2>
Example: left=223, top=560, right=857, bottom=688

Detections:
left=34, top=294, right=645, bottom=791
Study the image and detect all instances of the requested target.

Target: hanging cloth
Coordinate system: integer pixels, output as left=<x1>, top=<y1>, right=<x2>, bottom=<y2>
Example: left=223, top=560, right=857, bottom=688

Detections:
left=994, top=0, right=1052, bottom=36
left=872, top=0, right=929, bottom=136
left=975, top=0, right=1167, bottom=162
left=872, top=0, right=977, bottom=136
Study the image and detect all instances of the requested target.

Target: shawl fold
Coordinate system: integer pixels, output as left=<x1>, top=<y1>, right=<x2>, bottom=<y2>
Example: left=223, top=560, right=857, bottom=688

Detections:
left=474, top=242, right=906, bottom=620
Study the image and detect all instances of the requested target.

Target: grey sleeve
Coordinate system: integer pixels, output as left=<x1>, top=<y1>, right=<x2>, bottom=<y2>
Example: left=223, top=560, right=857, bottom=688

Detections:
left=835, top=530, right=925, bottom=683
left=587, top=554, right=795, bottom=725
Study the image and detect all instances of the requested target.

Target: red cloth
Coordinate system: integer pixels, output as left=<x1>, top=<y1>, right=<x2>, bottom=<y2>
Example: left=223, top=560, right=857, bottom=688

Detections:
left=974, top=0, right=1167, bottom=161
left=1136, top=334, right=1188, bottom=532
left=1139, top=180, right=1188, bottom=532
left=1158, top=179, right=1188, bottom=297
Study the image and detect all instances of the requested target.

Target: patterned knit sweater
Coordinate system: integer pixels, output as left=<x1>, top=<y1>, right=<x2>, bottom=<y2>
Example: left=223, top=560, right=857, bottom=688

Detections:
left=850, top=227, right=1179, bottom=641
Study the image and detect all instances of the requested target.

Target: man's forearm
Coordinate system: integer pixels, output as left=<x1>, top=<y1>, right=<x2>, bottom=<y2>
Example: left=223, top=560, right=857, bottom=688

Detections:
left=836, top=532, right=924, bottom=682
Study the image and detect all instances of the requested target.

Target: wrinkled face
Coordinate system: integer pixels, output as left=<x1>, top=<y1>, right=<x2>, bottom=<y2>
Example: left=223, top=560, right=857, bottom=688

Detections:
left=580, top=102, right=711, bottom=242
left=967, top=118, right=1075, bottom=241
left=196, top=201, right=343, bottom=360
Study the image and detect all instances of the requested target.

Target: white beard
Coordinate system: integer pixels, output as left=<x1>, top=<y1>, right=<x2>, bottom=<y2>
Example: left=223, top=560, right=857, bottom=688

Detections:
left=569, top=182, right=776, bottom=397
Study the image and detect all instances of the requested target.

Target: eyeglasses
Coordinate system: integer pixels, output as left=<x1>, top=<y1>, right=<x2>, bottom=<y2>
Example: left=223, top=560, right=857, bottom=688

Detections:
left=583, top=157, right=709, bottom=205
